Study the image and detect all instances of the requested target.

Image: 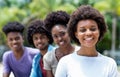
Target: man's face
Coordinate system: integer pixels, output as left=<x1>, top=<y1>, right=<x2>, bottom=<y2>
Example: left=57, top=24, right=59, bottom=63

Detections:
left=6, top=32, right=24, bottom=52
left=32, top=33, right=49, bottom=50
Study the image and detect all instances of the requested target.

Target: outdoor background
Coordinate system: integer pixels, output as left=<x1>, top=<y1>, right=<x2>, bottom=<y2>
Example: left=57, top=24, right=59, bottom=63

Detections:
left=0, top=0, right=120, bottom=77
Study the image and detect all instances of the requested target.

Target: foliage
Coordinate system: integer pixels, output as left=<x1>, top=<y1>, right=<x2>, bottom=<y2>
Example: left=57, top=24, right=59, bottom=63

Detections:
left=0, top=0, right=120, bottom=52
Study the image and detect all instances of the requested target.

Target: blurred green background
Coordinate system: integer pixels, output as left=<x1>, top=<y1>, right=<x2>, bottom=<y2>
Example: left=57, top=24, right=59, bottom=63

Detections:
left=0, top=0, right=120, bottom=65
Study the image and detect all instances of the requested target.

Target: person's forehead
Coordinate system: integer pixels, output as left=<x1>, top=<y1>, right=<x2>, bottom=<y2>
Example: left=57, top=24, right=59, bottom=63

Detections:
left=33, top=33, right=47, bottom=37
left=6, top=32, right=22, bottom=37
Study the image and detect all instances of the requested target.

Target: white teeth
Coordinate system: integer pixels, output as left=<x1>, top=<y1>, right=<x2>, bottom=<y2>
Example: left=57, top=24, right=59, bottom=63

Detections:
left=85, top=38, right=93, bottom=41
left=38, top=44, right=42, bottom=47
left=59, top=41, right=64, bottom=45
left=13, top=45, right=18, bottom=47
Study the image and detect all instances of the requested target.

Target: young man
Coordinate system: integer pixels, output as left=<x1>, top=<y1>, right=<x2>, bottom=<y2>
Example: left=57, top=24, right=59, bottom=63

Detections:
left=2, top=21, right=39, bottom=77
left=27, top=19, right=55, bottom=77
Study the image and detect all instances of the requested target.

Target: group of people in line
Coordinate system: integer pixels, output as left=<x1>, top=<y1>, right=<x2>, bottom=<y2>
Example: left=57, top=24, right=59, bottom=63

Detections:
left=2, top=5, right=118, bottom=77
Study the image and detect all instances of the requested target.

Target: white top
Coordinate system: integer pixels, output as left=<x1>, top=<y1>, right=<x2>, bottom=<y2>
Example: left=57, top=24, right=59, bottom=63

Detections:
left=43, top=45, right=80, bottom=75
left=55, top=51, right=118, bottom=77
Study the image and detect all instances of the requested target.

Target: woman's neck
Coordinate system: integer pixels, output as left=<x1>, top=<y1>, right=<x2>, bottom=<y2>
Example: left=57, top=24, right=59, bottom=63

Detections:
left=59, top=44, right=74, bottom=55
left=77, top=46, right=98, bottom=57
left=56, top=44, right=75, bottom=61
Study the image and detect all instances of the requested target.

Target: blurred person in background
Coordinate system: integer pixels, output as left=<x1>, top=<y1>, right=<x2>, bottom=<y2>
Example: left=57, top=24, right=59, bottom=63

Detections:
left=2, top=21, right=39, bottom=77
left=27, top=19, right=55, bottom=77
left=43, top=11, right=79, bottom=77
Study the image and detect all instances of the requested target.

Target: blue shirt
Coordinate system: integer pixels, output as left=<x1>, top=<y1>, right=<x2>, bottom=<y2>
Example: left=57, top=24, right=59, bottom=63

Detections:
left=30, top=45, right=55, bottom=77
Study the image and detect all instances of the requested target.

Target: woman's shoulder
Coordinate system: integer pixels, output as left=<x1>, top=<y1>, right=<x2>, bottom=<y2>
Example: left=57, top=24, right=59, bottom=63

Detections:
left=48, top=45, right=56, bottom=51
left=60, top=52, right=75, bottom=61
left=44, top=49, right=56, bottom=60
left=99, top=53, right=117, bottom=64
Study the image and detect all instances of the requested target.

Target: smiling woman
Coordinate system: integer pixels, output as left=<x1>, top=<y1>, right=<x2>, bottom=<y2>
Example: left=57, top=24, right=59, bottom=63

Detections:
left=55, top=5, right=118, bottom=77
left=75, top=19, right=100, bottom=51
left=43, top=10, right=80, bottom=77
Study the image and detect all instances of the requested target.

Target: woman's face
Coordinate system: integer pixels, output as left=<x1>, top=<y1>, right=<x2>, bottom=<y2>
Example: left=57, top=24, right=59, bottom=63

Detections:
left=51, top=25, right=71, bottom=47
left=75, top=19, right=100, bottom=48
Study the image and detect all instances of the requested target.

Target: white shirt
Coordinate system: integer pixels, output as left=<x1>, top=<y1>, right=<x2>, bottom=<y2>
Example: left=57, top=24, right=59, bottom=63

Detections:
left=55, top=51, right=118, bottom=77
left=43, top=45, right=80, bottom=75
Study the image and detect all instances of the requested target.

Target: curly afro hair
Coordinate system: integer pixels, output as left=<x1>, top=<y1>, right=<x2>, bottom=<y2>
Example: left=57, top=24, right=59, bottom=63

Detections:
left=68, top=5, right=107, bottom=45
left=27, top=19, right=53, bottom=46
left=44, top=10, right=70, bottom=32
left=2, top=21, right=24, bottom=35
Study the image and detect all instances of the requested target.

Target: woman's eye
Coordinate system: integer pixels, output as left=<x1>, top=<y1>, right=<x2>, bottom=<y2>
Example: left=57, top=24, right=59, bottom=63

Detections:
left=90, top=28, right=97, bottom=31
left=79, top=29, right=86, bottom=32
left=52, top=35, right=58, bottom=38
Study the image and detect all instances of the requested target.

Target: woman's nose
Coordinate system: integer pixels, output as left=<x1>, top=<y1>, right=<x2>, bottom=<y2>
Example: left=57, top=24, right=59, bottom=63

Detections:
left=86, top=29, right=92, bottom=35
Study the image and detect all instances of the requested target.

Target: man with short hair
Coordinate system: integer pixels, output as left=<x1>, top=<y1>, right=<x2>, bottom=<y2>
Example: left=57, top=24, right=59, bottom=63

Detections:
left=2, top=21, right=39, bottom=77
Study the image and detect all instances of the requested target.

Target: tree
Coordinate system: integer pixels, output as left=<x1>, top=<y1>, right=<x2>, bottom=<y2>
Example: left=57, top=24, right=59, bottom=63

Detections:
left=94, top=0, right=120, bottom=57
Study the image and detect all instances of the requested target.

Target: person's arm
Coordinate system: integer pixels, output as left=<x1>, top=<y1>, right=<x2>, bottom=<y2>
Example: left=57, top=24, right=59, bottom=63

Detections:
left=46, top=70, right=54, bottom=77
left=2, top=52, right=11, bottom=77
left=43, top=52, right=54, bottom=77
left=108, top=59, right=118, bottom=77
left=30, top=55, right=42, bottom=77
left=3, top=73, right=10, bottom=77
left=30, top=59, right=37, bottom=77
